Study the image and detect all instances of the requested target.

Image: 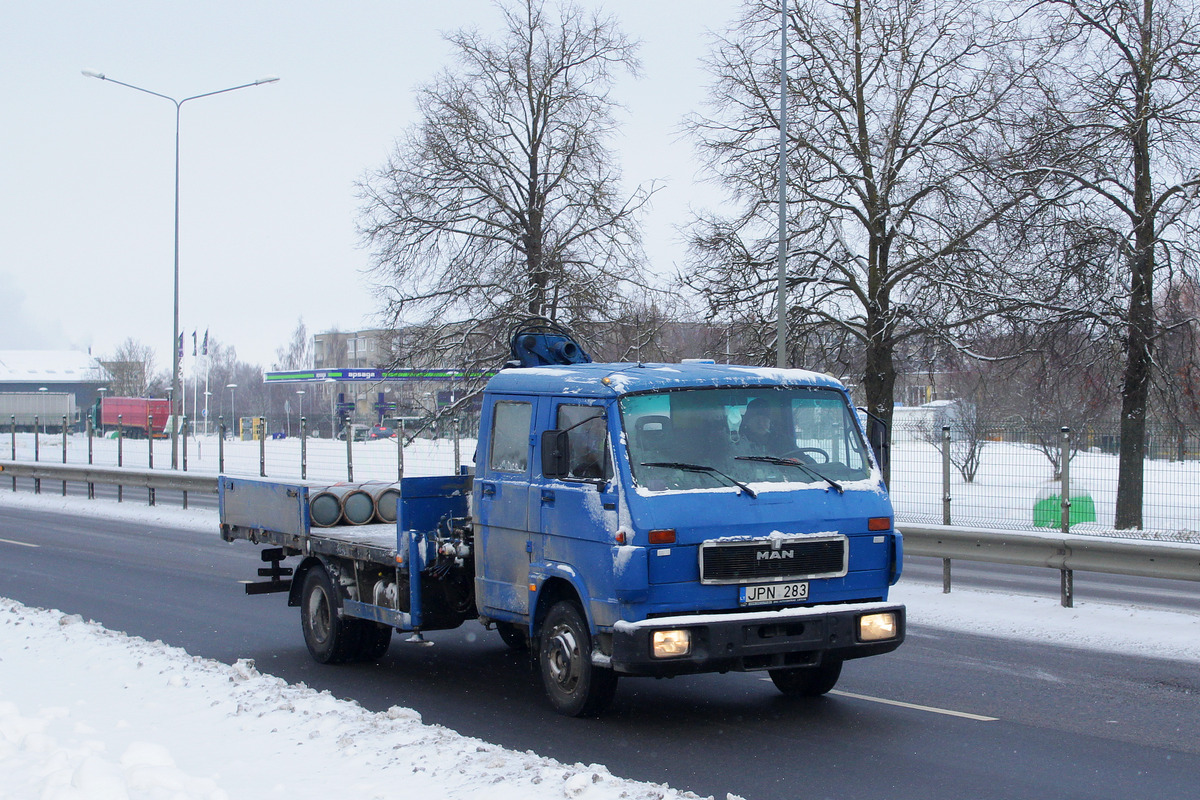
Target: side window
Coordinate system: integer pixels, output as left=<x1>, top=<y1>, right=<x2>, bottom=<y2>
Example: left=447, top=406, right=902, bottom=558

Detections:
left=556, top=404, right=611, bottom=480
left=488, top=401, right=532, bottom=473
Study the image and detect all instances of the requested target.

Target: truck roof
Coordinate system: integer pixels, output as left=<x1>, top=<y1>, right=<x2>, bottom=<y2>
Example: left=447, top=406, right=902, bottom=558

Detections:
left=484, top=361, right=846, bottom=398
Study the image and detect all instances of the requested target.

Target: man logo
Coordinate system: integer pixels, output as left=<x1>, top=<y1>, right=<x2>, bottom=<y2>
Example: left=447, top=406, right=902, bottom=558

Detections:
left=757, top=550, right=794, bottom=561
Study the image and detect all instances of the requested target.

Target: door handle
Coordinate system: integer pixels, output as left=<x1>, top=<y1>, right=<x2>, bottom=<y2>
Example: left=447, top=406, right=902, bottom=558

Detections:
left=541, top=489, right=555, bottom=505
left=481, top=482, right=497, bottom=497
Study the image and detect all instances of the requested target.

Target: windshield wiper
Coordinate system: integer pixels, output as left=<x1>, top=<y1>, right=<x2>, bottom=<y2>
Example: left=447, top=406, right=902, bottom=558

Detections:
left=734, top=455, right=843, bottom=494
left=640, top=461, right=757, bottom=499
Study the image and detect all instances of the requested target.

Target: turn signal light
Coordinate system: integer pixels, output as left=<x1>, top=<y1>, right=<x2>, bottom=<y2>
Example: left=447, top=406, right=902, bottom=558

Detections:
left=867, top=517, right=891, bottom=531
left=648, top=529, right=676, bottom=545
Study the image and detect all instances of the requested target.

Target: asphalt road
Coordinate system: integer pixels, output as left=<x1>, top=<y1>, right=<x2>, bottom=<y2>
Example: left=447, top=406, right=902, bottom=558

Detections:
left=2, top=502, right=1199, bottom=800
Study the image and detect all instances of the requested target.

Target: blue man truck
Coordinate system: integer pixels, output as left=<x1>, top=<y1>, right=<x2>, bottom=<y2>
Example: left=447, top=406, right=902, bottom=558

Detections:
left=219, top=325, right=904, bottom=716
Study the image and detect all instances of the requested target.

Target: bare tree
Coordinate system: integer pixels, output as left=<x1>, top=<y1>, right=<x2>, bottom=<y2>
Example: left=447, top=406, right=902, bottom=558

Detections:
left=686, top=0, right=1062, bottom=481
left=272, top=317, right=312, bottom=371
left=102, top=338, right=157, bottom=397
left=1036, top=0, right=1200, bottom=527
left=358, top=0, right=656, bottom=373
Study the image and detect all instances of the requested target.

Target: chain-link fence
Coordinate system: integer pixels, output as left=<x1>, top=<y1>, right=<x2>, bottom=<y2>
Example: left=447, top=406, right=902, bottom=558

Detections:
left=889, top=420, right=1200, bottom=543
left=7, top=417, right=1198, bottom=542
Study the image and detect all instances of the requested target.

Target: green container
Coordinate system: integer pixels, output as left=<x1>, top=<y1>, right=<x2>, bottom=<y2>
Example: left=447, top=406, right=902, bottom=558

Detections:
left=1033, top=493, right=1097, bottom=528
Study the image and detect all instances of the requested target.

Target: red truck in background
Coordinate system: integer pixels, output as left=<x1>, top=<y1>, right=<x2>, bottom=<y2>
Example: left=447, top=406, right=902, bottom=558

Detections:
left=94, top=397, right=172, bottom=438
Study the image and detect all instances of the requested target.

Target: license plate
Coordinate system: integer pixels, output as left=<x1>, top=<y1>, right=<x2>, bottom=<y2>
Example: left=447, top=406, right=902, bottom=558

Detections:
left=740, top=581, right=809, bottom=605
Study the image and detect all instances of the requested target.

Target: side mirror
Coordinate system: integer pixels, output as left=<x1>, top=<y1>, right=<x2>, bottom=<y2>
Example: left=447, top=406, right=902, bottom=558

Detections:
left=540, top=429, right=569, bottom=478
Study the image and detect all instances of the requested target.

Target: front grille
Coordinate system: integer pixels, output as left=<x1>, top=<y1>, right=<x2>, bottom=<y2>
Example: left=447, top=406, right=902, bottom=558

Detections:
left=699, top=535, right=847, bottom=584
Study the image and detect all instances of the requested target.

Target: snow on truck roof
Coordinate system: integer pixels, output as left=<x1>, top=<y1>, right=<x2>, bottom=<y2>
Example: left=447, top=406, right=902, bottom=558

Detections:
left=485, top=361, right=846, bottom=397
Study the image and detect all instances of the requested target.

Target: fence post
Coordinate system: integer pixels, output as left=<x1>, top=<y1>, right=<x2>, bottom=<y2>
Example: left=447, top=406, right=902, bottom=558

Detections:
left=453, top=416, right=461, bottom=474
left=345, top=421, right=354, bottom=483
left=10, top=415, right=15, bottom=492
left=86, top=417, right=94, bottom=499
left=941, top=425, right=952, bottom=525
left=1060, top=426, right=1073, bottom=607
left=33, top=415, right=39, bottom=495
left=259, top=418, right=266, bottom=478
left=61, top=415, right=67, bottom=496
left=940, top=425, right=953, bottom=592
left=397, top=426, right=404, bottom=482
left=219, top=418, right=226, bottom=474
left=117, top=415, right=123, bottom=503
left=300, top=417, right=307, bottom=480
left=147, top=414, right=155, bottom=507
left=182, top=417, right=189, bottom=510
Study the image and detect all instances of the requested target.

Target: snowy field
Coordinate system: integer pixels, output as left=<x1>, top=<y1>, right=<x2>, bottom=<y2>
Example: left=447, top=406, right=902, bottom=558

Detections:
left=6, top=430, right=1199, bottom=537
left=3, top=489, right=1200, bottom=799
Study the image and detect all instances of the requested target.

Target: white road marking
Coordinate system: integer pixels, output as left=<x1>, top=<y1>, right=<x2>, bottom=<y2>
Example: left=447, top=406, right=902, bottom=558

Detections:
left=757, top=678, right=999, bottom=721
left=0, top=537, right=39, bottom=548
left=829, top=689, right=998, bottom=721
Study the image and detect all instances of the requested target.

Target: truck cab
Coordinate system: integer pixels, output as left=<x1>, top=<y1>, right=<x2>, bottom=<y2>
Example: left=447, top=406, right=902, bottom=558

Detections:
left=473, top=360, right=904, bottom=714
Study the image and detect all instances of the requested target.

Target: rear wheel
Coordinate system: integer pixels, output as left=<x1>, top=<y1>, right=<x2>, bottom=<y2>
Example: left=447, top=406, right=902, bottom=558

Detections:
left=300, top=566, right=360, bottom=664
left=354, top=621, right=392, bottom=661
left=538, top=601, right=618, bottom=717
left=496, top=621, right=529, bottom=650
left=768, top=658, right=842, bottom=697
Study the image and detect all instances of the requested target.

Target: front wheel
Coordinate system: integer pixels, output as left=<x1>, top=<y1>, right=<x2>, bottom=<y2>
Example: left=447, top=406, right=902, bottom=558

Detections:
left=768, top=658, right=842, bottom=697
left=538, top=601, right=618, bottom=717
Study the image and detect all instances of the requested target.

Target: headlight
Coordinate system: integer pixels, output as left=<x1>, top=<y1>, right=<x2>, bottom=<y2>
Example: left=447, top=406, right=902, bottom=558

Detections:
left=651, top=629, right=692, bottom=658
left=858, top=612, right=898, bottom=642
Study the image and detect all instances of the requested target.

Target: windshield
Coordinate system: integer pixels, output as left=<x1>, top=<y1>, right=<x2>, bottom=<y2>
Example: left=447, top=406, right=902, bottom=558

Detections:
left=619, top=386, right=873, bottom=491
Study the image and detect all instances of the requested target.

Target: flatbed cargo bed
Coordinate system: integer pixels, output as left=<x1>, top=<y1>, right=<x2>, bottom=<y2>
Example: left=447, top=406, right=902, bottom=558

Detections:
left=218, top=474, right=470, bottom=566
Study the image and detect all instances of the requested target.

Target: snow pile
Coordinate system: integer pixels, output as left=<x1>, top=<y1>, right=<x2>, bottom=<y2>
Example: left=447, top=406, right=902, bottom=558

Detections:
left=0, top=599, right=714, bottom=800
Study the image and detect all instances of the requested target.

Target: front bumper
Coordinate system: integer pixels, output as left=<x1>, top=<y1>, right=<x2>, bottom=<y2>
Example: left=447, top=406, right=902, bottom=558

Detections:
left=607, top=602, right=905, bottom=676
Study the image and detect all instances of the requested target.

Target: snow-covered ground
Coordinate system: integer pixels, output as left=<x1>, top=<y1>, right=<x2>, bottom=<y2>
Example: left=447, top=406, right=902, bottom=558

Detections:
left=3, top=490, right=1199, bottom=799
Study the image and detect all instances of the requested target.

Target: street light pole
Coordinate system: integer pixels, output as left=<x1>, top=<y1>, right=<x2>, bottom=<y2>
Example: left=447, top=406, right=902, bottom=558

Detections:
left=82, top=69, right=279, bottom=468
left=227, top=383, right=238, bottom=440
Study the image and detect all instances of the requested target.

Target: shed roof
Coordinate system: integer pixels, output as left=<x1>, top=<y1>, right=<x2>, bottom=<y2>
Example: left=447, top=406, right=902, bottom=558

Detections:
left=0, top=351, right=111, bottom=384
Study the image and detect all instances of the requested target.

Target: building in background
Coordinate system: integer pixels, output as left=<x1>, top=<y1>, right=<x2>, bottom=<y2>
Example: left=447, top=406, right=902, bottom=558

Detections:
left=0, top=350, right=113, bottom=427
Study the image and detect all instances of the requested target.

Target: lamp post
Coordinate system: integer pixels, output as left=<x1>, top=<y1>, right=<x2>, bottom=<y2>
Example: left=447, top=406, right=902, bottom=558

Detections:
left=325, top=378, right=337, bottom=439
left=227, top=383, right=237, bottom=439
left=38, top=387, right=48, bottom=435
left=82, top=69, right=279, bottom=468
left=296, top=390, right=305, bottom=435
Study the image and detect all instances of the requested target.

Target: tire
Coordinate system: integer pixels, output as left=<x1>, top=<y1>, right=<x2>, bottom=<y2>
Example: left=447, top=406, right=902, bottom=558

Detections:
left=300, top=566, right=360, bottom=664
left=768, top=658, right=842, bottom=697
left=496, top=621, right=529, bottom=650
left=538, top=601, right=618, bottom=717
left=354, top=621, right=393, bottom=661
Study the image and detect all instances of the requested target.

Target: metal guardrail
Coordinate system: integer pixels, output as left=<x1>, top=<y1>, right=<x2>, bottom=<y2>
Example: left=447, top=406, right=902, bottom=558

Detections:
left=1, top=460, right=217, bottom=497
left=901, top=522, right=1200, bottom=606
left=4, top=460, right=1198, bottom=608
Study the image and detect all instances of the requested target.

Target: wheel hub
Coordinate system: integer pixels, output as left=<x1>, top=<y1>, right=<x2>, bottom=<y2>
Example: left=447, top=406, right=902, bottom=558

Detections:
left=546, top=623, right=581, bottom=691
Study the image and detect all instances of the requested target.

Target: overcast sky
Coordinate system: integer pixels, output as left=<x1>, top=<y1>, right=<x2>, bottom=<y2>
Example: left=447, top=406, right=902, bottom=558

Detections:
left=0, top=1, right=744, bottom=370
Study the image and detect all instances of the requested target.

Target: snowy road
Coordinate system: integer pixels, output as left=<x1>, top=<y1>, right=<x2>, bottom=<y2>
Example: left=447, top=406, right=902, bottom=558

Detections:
left=3, top=491, right=1200, bottom=799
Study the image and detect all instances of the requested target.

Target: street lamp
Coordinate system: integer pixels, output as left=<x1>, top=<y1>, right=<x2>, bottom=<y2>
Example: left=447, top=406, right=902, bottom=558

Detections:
left=325, top=377, right=337, bottom=439
left=226, top=383, right=237, bottom=439
left=82, top=68, right=279, bottom=468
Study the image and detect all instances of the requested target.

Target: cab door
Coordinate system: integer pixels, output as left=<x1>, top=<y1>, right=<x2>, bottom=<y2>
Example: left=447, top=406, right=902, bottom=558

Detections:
left=474, top=397, right=536, bottom=616
left=537, top=400, right=620, bottom=624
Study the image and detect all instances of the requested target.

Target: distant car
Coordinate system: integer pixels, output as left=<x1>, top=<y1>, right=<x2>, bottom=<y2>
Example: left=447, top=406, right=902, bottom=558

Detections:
left=336, top=424, right=371, bottom=442
left=367, top=425, right=394, bottom=440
